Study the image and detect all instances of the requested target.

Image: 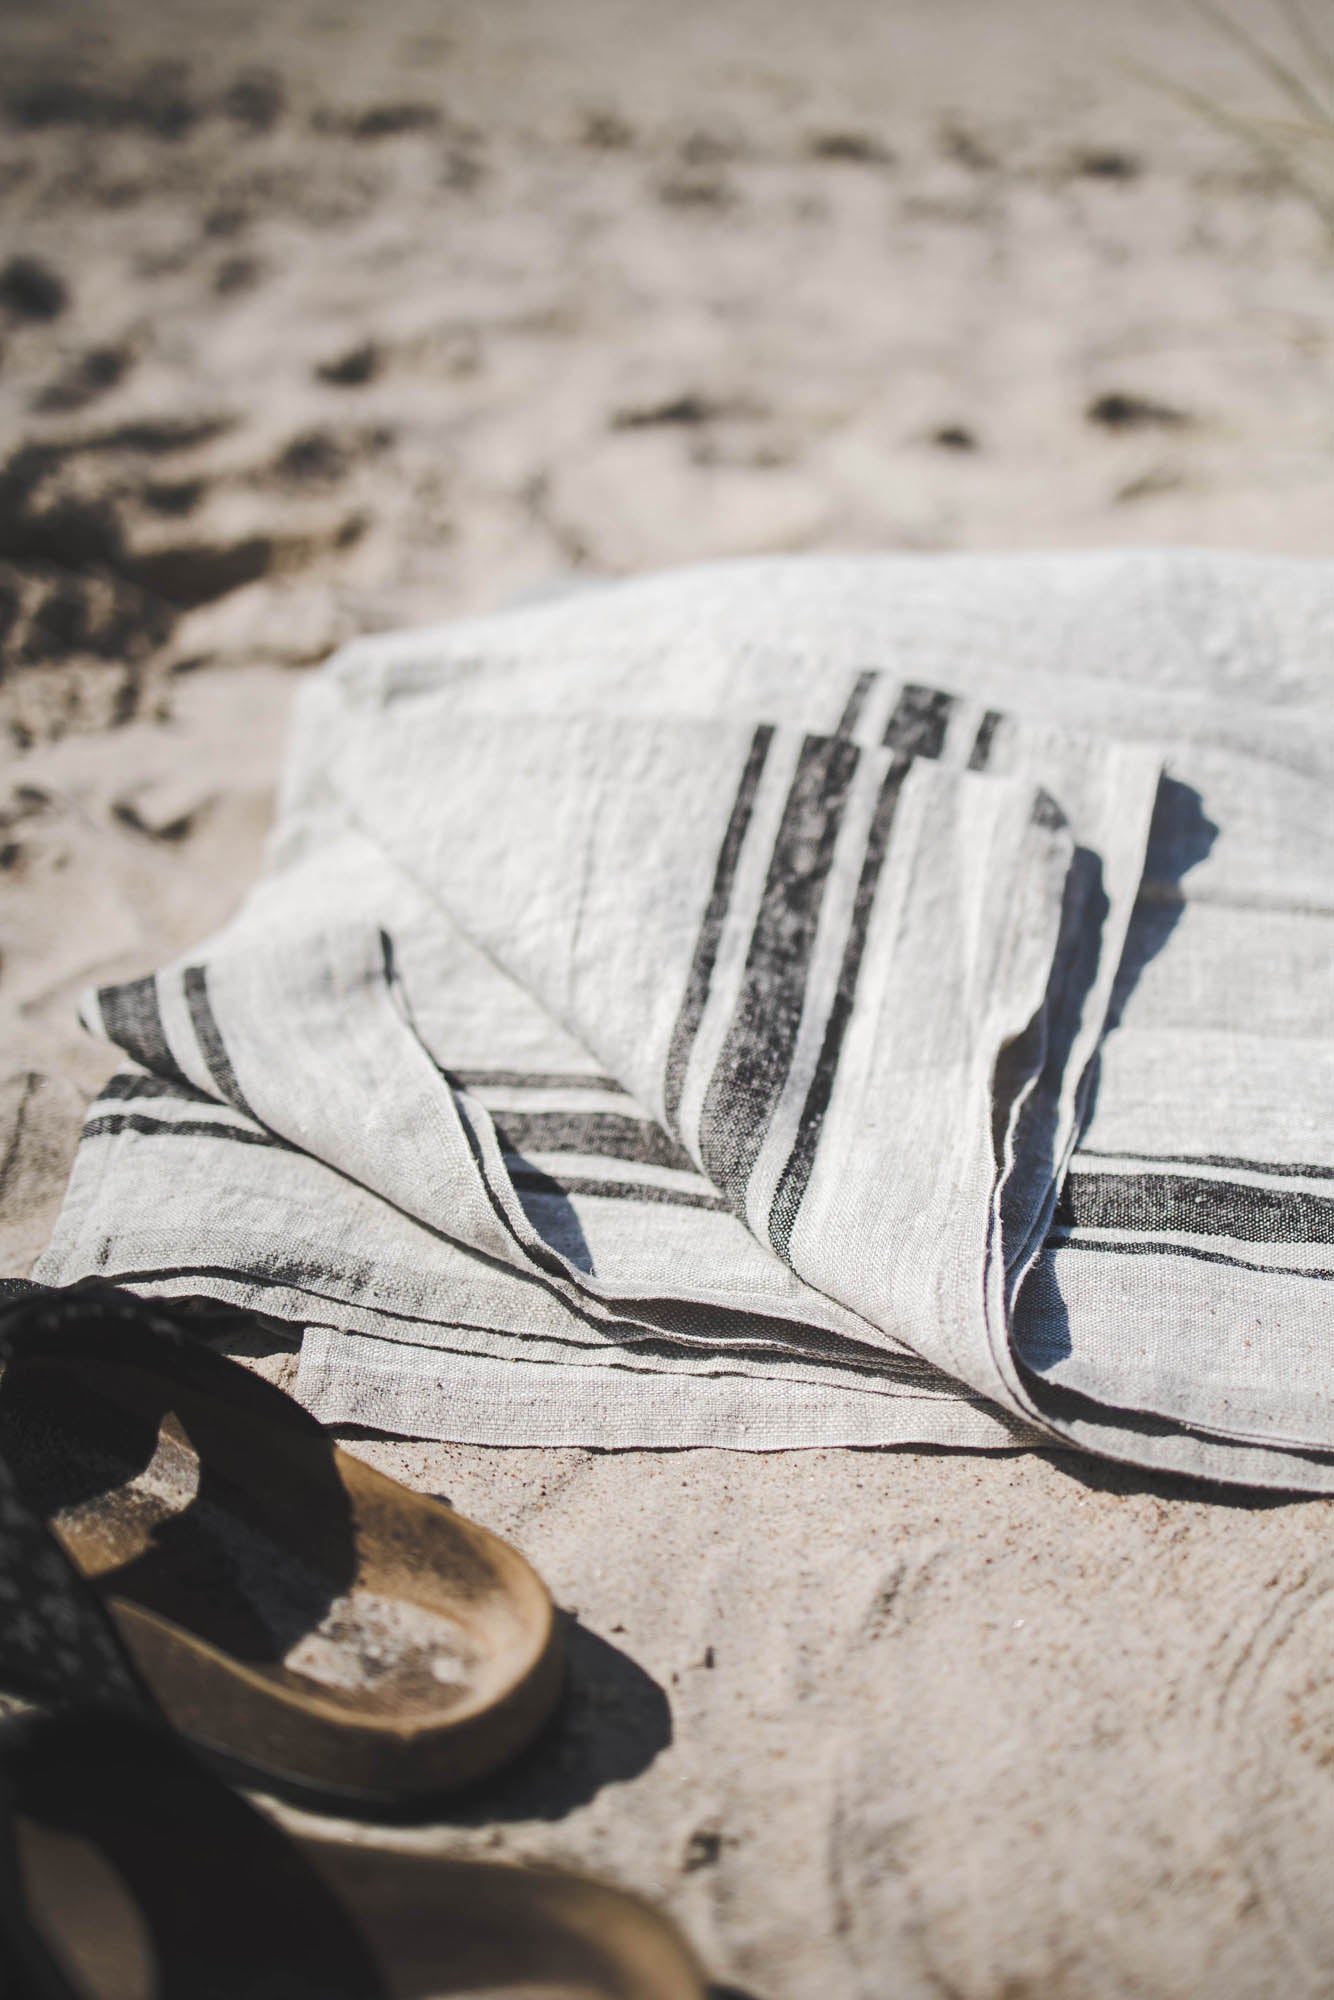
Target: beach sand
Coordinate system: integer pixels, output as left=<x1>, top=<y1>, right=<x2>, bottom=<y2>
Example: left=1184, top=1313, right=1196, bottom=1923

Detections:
left=2, top=0, right=1333, bottom=1991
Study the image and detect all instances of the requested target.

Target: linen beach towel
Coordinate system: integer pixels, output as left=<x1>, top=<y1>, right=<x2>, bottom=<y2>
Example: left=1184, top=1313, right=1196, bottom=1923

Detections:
left=35, top=549, right=1334, bottom=1490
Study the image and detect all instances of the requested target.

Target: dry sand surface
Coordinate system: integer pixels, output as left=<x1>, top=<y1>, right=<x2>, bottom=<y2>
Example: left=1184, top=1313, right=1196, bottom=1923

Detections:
left=2, top=0, right=1334, bottom=1992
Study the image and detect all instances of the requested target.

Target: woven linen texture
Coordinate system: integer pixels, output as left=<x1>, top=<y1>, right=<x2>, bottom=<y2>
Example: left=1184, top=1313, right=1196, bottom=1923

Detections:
left=36, top=550, right=1334, bottom=1488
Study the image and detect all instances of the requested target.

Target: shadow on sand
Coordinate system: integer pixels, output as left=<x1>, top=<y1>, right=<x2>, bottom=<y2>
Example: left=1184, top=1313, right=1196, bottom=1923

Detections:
left=398, top=1612, right=672, bottom=1828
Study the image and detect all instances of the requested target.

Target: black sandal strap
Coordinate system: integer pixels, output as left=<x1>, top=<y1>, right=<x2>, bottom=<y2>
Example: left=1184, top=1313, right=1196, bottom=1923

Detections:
left=0, top=1279, right=358, bottom=1656
left=0, top=1278, right=322, bottom=1722
left=0, top=1280, right=324, bottom=1445
left=0, top=1709, right=388, bottom=2000
left=0, top=1424, right=153, bottom=1721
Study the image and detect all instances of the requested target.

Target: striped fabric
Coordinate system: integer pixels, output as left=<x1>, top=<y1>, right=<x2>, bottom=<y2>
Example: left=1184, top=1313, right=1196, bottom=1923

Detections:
left=35, top=550, right=1334, bottom=1488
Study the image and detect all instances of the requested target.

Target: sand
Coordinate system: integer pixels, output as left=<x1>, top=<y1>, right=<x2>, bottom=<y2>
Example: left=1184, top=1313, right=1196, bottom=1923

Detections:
left=2, top=0, right=1333, bottom=1992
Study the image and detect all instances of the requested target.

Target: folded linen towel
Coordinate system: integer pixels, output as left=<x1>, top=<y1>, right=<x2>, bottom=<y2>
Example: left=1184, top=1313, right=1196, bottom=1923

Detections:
left=35, top=549, right=1334, bottom=1488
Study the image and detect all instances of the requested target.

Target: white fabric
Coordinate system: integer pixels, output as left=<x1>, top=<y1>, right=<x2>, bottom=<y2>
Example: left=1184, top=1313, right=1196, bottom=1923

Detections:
left=36, top=549, right=1334, bottom=1488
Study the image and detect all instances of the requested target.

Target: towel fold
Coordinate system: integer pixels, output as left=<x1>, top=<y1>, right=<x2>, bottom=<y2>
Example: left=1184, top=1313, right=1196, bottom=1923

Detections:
left=36, top=549, right=1334, bottom=1488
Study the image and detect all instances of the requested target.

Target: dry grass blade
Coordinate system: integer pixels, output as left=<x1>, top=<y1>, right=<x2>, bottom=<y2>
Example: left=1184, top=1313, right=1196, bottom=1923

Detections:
left=1131, top=4, right=1334, bottom=243
left=1186, top=0, right=1332, bottom=125
left=1127, top=59, right=1334, bottom=234
left=1273, top=0, right=1334, bottom=101
left=1232, top=115, right=1334, bottom=145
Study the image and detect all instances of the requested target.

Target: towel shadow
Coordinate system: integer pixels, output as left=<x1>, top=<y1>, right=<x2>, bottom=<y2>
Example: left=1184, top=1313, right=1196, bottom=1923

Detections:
left=504, top=1158, right=596, bottom=1275
left=1016, top=775, right=1218, bottom=1373
left=1039, top=1441, right=1319, bottom=1511
left=1099, top=774, right=1219, bottom=1040
left=997, top=839, right=1108, bottom=1267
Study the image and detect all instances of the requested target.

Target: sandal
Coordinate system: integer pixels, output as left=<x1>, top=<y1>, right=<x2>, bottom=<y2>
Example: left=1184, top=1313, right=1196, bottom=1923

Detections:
left=0, top=1282, right=562, bottom=1809
left=1, top=1707, right=706, bottom=1999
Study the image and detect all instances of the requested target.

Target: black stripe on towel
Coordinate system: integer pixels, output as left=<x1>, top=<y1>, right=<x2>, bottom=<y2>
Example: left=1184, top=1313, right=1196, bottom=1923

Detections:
left=509, top=1166, right=728, bottom=1213
left=698, top=733, right=861, bottom=1206
left=967, top=709, right=1004, bottom=770
left=882, top=684, right=955, bottom=760
left=95, top=1071, right=214, bottom=1108
left=768, top=753, right=910, bottom=1257
left=450, top=1067, right=625, bottom=1095
left=1075, top=1148, right=1334, bottom=1185
left=835, top=670, right=880, bottom=737
left=83, top=1113, right=290, bottom=1152
left=1055, top=1171, right=1334, bottom=1247
left=95, top=976, right=193, bottom=1090
left=182, top=966, right=255, bottom=1118
left=493, top=1111, right=696, bottom=1173
left=1044, top=1233, right=1334, bottom=1285
left=663, top=723, right=776, bottom=1131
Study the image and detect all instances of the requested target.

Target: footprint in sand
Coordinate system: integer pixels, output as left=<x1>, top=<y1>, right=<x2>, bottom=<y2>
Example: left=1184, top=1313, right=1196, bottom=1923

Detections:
left=1207, top=1559, right=1334, bottom=1993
